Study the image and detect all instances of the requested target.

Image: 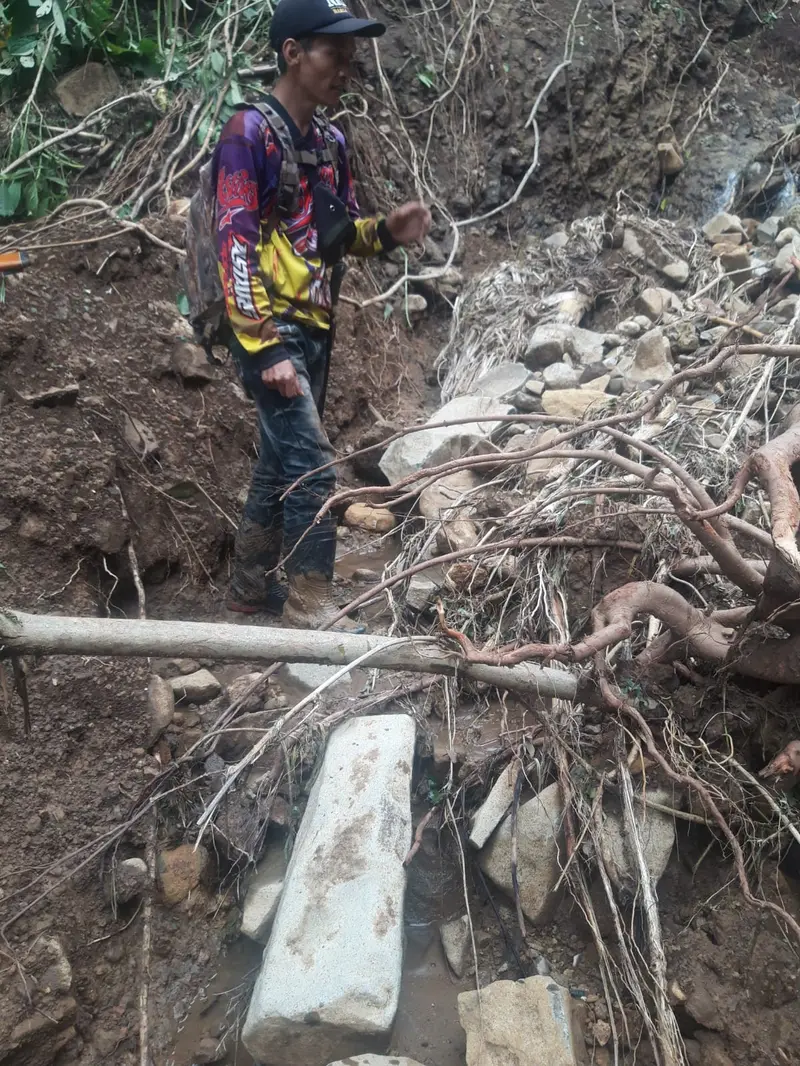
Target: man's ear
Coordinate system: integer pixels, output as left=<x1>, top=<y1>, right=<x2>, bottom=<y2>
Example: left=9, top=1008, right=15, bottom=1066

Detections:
left=282, top=38, right=301, bottom=68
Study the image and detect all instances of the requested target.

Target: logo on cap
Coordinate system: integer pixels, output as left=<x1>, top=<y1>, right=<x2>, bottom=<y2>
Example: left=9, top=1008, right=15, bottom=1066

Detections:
left=325, top=0, right=350, bottom=11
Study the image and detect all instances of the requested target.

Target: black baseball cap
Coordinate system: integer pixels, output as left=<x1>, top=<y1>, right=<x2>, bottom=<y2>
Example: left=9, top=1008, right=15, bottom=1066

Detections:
left=269, top=0, right=386, bottom=49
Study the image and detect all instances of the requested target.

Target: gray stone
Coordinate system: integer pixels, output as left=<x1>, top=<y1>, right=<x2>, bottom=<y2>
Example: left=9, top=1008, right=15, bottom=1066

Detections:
left=479, top=783, right=564, bottom=924
left=542, top=362, right=579, bottom=389
left=540, top=388, right=608, bottom=419
left=242, top=715, right=415, bottom=1066
left=277, top=662, right=353, bottom=698
left=776, top=226, right=800, bottom=248
left=636, top=287, right=681, bottom=321
left=406, top=572, right=443, bottom=612
left=718, top=245, right=751, bottom=281
left=379, top=395, right=514, bottom=485
left=440, top=915, right=471, bottom=978
left=525, top=428, right=571, bottom=485
left=660, top=259, right=690, bottom=286
left=469, top=761, right=517, bottom=849
left=123, top=413, right=158, bottom=459
left=525, top=377, right=546, bottom=397
left=327, top=1058, right=429, bottom=1066
left=756, top=216, right=781, bottom=245
left=599, top=788, right=675, bottom=893
left=241, top=849, right=287, bottom=944
left=544, top=230, right=569, bottom=249
left=773, top=295, right=799, bottom=322
left=402, top=293, right=428, bottom=320
left=702, top=212, right=744, bottom=243
left=622, top=228, right=645, bottom=259
left=146, top=675, right=175, bottom=746
left=524, top=323, right=607, bottom=368
left=458, top=976, right=582, bottom=1066
left=617, top=318, right=643, bottom=337
left=172, top=342, right=217, bottom=384
left=106, top=857, right=149, bottom=905
left=772, top=238, right=800, bottom=278
left=55, top=63, right=120, bottom=117
left=473, top=363, right=531, bottom=399
left=629, top=329, right=673, bottom=384
left=418, top=468, right=481, bottom=520
left=668, top=321, right=699, bottom=354
left=34, top=937, right=73, bottom=995
left=170, top=669, right=221, bottom=705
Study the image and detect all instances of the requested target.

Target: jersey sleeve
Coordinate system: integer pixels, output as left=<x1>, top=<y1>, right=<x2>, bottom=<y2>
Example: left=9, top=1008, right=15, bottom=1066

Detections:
left=334, top=129, right=398, bottom=259
left=215, top=118, right=287, bottom=366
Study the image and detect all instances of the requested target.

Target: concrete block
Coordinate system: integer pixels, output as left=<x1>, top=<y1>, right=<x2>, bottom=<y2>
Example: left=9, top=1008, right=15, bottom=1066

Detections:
left=242, top=714, right=416, bottom=1066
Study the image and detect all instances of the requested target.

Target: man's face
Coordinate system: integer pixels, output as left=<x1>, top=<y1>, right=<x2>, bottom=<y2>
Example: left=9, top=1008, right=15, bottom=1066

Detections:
left=290, top=36, right=356, bottom=108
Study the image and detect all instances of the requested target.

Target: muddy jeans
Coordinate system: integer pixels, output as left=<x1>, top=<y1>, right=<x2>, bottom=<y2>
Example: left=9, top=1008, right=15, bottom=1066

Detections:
left=230, top=321, right=337, bottom=577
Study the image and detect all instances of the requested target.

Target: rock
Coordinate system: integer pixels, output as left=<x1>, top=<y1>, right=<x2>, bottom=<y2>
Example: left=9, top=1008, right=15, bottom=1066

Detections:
left=33, top=937, right=72, bottom=995
left=277, top=661, right=353, bottom=697
left=157, top=844, right=211, bottom=904
left=628, top=328, right=673, bottom=384
left=785, top=203, right=800, bottom=231
left=685, top=979, right=724, bottom=1032
left=756, top=216, right=781, bottom=245
left=657, top=141, right=683, bottom=175
left=542, top=362, right=579, bottom=389
left=592, top=1020, right=612, bottom=1046
left=668, top=321, right=699, bottom=354
left=55, top=63, right=120, bottom=117
left=479, top=783, right=564, bottom=924
left=7, top=996, right=77, bottom=1063
left=193, top=1036, right=225, bottom=1064
left=524, top=324, right=607, bottom=367
left=622, top=229, right=645, bottom=259
left=776, top=226, right=800, bottom=248
left=241, top=848, right=287, bottom=944
left=167, top=197, right=191, bottom=220
left=660, top=259, right=690, bottom=286
left=172, top=342, right=217, bottom=384
left=343, top=503, right=396, bottom=533
left=599, top=789, right=675, bottom=894
left=718, top=245, right=751, bottom=281
left=772, top=237, right=800, bottom=278
left=106, top=857, right=149, bottom=906
left=123, top=413, right=158, bottom=459
left=636, top=287, right=681, bottom=320
left=419, top=469, right=481, bottom=522
left=773, top=295, right=799, bottom=322
left=540, top=388, right=607, bottom=419
left=242, top=715, right=415, bottom=1066
left=693, top=1033, right=735, bottom=1066
left=470, top=761, right=517, bottom=849
left=473, top=362, right=531, bottom=399
left=525, top=377, right=546, bottom=396
left=327, top=1058, right=429, bottom=1066
left=170, top=669, right=221, bottom=705
left=440, top=915, right=471, bottom=978
left=225, top=672, right=266, bottom=714
left=379, top=395, right=513, bottom=485
left=702, top=212, right=744, bottom=243
left=215, top=710, right=276, bottom=759
left=401, top=293, right=428, bottom=320
left=616, top=318, right=643, bottom=337
left=458, top=976, right=582, bottom=1066
left=146, top=675, right=175, bottom=746
left=436, top=516, right=479, bottom=554
left=544, top=230, right=569, bottom=249
left=437, top=267, right=464, bottom=298
left=525, top=428, right=571, bottom=484
left=19, top=384, right=80, bottom=407
left=406, top=572, right=443, bottom=612
left=92, top=1027, right=126, bottom=1057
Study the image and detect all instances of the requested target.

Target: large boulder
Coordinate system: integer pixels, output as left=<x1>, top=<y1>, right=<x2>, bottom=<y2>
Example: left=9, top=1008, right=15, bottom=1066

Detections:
left=479, top=783, right=565, bottom=924
left=379, top=396, right=513, bottom=485
left=242, top=715, right=416, bottom=1066
left=458, top=976, right=583, bottom=1066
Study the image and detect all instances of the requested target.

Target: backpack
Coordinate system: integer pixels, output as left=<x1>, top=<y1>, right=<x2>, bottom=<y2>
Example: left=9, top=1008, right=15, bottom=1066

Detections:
left=180, top=101, right=340, bottom=353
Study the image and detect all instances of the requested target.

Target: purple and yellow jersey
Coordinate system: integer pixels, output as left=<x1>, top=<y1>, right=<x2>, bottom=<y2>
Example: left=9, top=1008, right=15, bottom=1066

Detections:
left=214, top=102, right=385, bottom=367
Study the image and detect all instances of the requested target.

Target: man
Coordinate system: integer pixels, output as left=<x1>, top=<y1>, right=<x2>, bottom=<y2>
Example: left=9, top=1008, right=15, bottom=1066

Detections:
left=215, top=0, right=430, bottom=632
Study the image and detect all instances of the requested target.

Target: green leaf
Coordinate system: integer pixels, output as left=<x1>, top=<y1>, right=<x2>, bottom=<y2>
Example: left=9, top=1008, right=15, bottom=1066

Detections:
left=383, top=302, right=393, bottom=320
left=0, top=180, right=22, bottom=217
left=24, top=180, right=38, bottom=215
left=176, top=292, right=189, bottom=315
left=416, top=70, right=434, bottom=88
left=209, top=49, right=225, bottom=75
left=51, top=0, right=66, bottom=39
left=225, top=79, right=243, bottom=106
left=7, top=34, right=37, bottom=55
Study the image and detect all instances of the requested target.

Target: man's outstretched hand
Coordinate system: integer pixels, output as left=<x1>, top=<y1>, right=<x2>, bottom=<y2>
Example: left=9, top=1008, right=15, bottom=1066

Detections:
left=262, top=358, right=303, bottom=398
left=386, top=201, right=432, bottom=247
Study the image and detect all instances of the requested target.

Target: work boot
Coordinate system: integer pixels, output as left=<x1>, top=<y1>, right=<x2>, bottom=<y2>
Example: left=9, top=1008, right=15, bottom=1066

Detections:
left=282, top=571, right=365, bottom=633
left=226, top=516, right=287, bottom=616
